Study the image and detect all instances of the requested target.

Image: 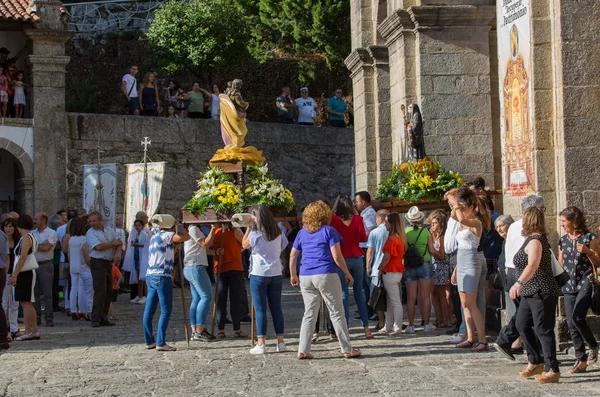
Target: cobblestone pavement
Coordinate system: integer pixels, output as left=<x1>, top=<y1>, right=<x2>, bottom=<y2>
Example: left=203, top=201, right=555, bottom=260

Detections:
left=1, top=282, right=599, bottom=397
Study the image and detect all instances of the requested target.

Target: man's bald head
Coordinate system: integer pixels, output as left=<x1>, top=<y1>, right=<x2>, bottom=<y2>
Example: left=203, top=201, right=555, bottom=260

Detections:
left=34, top=212, right=48, bottom=229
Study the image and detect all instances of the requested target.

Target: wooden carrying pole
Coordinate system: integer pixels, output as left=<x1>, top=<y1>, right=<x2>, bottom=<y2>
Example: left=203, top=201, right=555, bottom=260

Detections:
left=210, top=229, right=226, bottom=336
left=177, top=246, right=190, bottom=346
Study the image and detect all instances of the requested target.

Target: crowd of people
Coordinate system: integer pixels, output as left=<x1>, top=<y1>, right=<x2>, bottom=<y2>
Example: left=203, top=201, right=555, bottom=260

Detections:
left=1, top=180, right=598, bottom=383
left=0, top=46, right=30, bottom=119
left=121, top=65, right=353, bottom=127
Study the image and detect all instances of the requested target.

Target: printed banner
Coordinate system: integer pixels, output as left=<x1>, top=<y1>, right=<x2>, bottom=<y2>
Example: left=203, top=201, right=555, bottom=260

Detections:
left=498, top=0, right=536, bottom=196
left=124, top=162, right=165, bottom=231
left=83, top=163, right=118, bottom=228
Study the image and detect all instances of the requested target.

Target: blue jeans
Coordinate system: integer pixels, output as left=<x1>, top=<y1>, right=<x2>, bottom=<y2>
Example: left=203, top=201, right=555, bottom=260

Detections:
left=338, top=257, right=369, bottom=327
left=183, top=266, right=213, bottom=327
left=143, top=275, right=173, bottom=346
left=250, top=275, right=284, bottom=338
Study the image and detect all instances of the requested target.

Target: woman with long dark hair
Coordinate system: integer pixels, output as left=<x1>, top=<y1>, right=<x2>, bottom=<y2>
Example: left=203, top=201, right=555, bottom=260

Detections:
left=9, top=215, right=40, bottom=341
left=330, top=195, right=372, bottom=339
left=2, top=218, right=20, bottom=339
left=242, top=205, right=288, bottom=354
left=377, top=212, right=407, bottom=335
left=558, top=206, right=600, bottom=373
left=450, top=187, right=490, bottom=351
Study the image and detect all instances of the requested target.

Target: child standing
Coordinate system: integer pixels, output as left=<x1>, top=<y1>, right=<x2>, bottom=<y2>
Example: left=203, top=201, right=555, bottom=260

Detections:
left=108, top=263, right=122, bottom=322
left=13, top=70, right=26, bottom=118
left=0, top=65, right=8, bottom=117
left=123, top=220, right=148, bottom=304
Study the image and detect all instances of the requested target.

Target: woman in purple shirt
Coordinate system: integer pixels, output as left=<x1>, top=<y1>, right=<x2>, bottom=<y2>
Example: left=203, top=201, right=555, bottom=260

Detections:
left=290, top=200, right=361, bottom=359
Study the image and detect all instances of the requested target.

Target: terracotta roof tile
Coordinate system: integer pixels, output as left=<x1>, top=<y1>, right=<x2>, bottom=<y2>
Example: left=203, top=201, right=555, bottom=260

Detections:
left=0, top=0, right=36, bottom=21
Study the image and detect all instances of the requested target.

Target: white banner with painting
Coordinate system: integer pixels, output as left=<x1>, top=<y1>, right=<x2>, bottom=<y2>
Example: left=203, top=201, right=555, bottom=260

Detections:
left=83, top=163, right=118, bottom=228
left=124, top=162, right=165, bottom=231
left=497, top=0, right=536, bottom=196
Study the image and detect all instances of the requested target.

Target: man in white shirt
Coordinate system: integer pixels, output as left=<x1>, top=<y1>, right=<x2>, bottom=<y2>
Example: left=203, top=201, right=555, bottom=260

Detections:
left=366, top=209, right=389, bottom=329
left=494, top=195, right=545, bottom=360
left=32, top=212, right=58, bottom=326
left=86, top=211, right=122, bottom=327
left=355, top=191, right=377, bottom=317
left=121, top=65, right=139, bottom=115
left=295, top=87, right=317, bottom=125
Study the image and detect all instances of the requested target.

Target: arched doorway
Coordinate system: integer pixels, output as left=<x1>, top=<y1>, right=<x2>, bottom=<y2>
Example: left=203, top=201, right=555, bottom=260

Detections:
left=0, top=149, right=24, bottom=213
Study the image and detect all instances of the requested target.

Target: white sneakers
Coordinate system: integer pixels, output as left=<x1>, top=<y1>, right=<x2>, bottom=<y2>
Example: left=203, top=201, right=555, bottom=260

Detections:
left=137, top=297, right=147, bottom=305
left=130, top=296, right=141, bottom=303
left=404, top=325, right=415, bottom=334
left=249, top=342, right=286, bottom=355
left=250, top=344, right=267, bottom=355
left=450, top=333, right=467, bottom=343
left=423, top=323, right=437, bottom=333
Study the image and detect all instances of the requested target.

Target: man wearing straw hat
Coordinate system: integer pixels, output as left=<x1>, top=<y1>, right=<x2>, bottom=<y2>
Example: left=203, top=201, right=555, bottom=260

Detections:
left=143, top=214, right=189, bottom=351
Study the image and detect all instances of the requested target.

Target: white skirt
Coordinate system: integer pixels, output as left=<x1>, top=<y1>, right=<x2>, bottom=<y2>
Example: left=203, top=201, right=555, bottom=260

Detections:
left=13, top=93, right=26, bottom=105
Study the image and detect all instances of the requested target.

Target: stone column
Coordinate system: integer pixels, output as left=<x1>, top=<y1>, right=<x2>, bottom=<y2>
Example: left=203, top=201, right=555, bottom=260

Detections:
left=346, top=49, right=377, bottom=193
left=408, top=5, right=496, bottom=185
left=25, top=0, right=71, bottom=213
left=379, top=9, right=417, bottom=165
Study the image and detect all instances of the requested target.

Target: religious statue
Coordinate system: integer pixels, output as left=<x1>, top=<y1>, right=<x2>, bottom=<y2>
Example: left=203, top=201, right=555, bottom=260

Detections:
left=407, top=103, right=426, bottom=160
left=210, top=78, right=265, bottom=166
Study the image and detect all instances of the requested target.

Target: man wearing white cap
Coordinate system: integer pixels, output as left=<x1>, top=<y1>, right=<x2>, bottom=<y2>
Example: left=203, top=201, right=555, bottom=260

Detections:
left=295, top=87, right=317, bottom=125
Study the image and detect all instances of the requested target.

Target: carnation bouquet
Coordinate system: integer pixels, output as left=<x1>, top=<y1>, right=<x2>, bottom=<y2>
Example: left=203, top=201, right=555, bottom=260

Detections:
left=183, top=164, right=295, bottom=216
left=376, top=157, right=464, bottom=203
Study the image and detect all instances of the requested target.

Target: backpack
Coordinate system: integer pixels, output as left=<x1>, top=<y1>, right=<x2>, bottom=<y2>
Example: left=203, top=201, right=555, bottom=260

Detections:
left=404, top=227, right=427, bottom=269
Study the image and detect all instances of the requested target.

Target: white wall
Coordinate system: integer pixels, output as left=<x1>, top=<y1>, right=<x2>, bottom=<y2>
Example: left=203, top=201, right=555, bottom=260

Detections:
left=0, top=31, right=29, bottom=71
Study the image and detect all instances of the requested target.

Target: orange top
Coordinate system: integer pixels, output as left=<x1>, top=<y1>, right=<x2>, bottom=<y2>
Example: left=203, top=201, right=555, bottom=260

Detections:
left=112, top=265, right=122, bottom=290
left=382, top=235, right=405, bottom=273
left=213, top=228, right=243, bottom=273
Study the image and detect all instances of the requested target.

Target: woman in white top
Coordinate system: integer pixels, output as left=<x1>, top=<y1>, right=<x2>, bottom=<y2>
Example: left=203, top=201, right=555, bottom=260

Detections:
left=123, top=220, right=149, bottom=304
left=183, top=224, right=217, bottom=341
left=450, top=187, right=491, bottom=352
left=242, top=205, right=288, bottom=354
left=63, top=217, right=94, bottom=320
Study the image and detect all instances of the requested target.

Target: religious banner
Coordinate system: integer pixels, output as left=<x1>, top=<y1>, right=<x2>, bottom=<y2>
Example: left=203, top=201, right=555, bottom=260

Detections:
left=83, top=163, right=118, bottom=228
left=124, top=162, right=165, bottom=231
left=497, top=0, right=535, bottom=196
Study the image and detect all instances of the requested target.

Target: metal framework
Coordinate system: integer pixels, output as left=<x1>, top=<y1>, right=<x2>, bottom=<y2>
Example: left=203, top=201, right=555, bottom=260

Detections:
left=63, top=0, right=167, bottom=33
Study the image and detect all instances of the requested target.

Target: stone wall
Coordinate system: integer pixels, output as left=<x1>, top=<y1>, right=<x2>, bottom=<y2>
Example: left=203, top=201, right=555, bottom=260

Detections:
left=65, top=114, right=354, bottom=217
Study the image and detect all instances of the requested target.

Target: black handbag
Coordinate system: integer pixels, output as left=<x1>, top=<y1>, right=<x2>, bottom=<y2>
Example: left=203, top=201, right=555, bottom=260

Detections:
left=404, top=227, right=426, bottom=269
left=368, top=281, right=387, bottom=312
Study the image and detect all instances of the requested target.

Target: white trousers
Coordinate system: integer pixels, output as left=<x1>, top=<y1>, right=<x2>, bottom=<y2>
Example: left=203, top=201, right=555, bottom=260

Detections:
left=70, top=272, right=94, bottom=314
left=2, top=280, right=19, bottom=332
left=383, top=272, right=404, bottom=332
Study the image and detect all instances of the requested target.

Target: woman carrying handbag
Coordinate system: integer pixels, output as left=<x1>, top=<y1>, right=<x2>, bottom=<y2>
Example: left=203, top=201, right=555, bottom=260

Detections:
left=558, top=206, right=600, bottom=374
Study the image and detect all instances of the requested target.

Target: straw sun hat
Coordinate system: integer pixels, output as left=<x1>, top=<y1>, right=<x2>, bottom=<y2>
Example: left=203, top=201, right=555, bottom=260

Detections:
left=404, top=206, right=425, bottom=223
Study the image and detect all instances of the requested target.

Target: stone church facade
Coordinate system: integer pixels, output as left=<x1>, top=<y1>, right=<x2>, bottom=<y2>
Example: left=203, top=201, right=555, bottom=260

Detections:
left=346, top=0, right=600, bottom=228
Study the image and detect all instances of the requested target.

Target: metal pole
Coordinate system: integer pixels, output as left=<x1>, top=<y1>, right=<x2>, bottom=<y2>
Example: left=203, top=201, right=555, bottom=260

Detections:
left=250, top=299, right=255, bottom=347
left=177, top=246, right=190, bottom=346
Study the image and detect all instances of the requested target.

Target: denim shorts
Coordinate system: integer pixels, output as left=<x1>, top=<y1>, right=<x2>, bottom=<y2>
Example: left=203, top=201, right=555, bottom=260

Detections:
left=404, top=261, right=434, bottom=283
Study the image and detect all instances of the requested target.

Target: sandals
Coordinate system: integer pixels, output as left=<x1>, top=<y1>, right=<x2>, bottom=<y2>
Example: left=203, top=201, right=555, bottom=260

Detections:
left=297, top=353, right=314, bottom=360
left=568, top=360, right=588, bottom=374
left=520, top=364, right=544, bottom=378
left=233, top=330, right=248, bottom=338
left=455, top=339, right=476, bottom=348
left=365, top=333, right=374, bottom=340
left=329, top=334, right=337, bottom=340
left=156, top=344, right=177, bottom=351
left=588, top=347, right=598, bottom=366
left=145, top=343, right=156, bottom=349
left=344, top=348, right=362, bottom=359
left=217, top=331, right=226, bottom=338
left=472, top=342, right=488, bottom=352
left=311, top=333, right=319, bottom=342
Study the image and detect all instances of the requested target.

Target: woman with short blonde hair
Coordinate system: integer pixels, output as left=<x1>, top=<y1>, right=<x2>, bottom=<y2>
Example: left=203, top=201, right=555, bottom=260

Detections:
left=290, top=201, right=361, bottom=359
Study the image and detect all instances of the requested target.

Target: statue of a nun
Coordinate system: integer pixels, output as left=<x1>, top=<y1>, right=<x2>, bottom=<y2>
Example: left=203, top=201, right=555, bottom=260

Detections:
left=407, top=104, right=426, bottom=160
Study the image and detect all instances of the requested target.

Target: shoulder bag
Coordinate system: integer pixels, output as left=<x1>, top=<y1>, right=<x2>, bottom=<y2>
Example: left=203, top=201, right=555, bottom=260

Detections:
left=15, top=233, right=39, bottom=272
left=404, top=227, right=427, bottom=269
left=550, top=250, right=569, bottom=288
left=368, top=278, right=387, bottom=312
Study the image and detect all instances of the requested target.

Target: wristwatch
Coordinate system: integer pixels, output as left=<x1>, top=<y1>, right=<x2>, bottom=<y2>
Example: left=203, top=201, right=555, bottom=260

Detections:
left=516, top=279, right=523, bottom=285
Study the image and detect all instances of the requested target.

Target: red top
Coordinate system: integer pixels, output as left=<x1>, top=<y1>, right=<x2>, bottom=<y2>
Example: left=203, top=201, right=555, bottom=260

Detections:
left=330, top=215, right=367, bottom=258
left=383, top=235, right=405, bottom=273
left=213, top=227, right=243, bottom=273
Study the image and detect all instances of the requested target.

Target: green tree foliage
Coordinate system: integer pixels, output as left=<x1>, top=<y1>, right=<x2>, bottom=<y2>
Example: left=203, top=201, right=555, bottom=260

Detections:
left=235, top=0, right=351, bottom=82
left=145, top=0, right=250, bottom=78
